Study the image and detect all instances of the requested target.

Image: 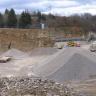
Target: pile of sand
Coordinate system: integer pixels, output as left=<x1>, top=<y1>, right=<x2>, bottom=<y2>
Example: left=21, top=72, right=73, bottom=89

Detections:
left=34, top=48, right=96, bottom=83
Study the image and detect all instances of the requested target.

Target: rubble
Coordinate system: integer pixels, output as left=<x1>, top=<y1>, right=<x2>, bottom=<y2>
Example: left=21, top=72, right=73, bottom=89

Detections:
left=0, top=76, right=73, bottom=96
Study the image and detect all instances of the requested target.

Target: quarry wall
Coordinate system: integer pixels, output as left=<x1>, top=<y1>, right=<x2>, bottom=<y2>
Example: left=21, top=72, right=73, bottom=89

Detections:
left=0, top=28, right=54, bottom=51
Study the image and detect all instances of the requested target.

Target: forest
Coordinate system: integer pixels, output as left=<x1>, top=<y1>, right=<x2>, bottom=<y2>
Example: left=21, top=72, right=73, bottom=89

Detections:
left=0, top=8, right=96, bottom=35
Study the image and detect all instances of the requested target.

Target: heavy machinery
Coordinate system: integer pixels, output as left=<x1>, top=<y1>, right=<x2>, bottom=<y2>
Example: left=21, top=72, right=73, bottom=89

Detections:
left=0, top=56, right=11, bottom=63
left=90, top=41, right=96, bottom=52
left=67, top=41, right=80, bottom=47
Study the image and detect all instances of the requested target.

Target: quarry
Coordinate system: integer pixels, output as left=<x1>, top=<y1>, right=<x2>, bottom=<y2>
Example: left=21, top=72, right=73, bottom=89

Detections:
left=0, top=40, right=95, bottom=95
left=0, top=0, right=96, bottom=95
left=0, top=29, right=96, bottom=96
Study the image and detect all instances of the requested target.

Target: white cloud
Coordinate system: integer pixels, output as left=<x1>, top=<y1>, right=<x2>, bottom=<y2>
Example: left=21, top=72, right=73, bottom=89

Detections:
left=48, top=0, right=79, bottom=8
left=43, top=0, right=96, bottom=16
left=0, top=0, right=96, bottom=16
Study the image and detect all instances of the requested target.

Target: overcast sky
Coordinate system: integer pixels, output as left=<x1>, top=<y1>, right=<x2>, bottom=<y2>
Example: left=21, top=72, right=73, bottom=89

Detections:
left=0, top=0, right=96, bottom=16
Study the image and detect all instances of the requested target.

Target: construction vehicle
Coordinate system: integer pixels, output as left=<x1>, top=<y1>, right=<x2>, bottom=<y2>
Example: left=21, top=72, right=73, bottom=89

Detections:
left=0, top=56, right=11, bottom=63
left=67, top=41, right=80, bottom=47
left=90, top=41, right=96, bottom=52
left=67, top=41, right=76, bottom=47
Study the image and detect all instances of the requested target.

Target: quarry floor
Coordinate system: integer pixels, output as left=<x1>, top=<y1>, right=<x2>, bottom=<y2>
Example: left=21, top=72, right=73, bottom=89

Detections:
left=0, top=41, right=96, bottom=95
left=0, top=41, right=91, bottom=77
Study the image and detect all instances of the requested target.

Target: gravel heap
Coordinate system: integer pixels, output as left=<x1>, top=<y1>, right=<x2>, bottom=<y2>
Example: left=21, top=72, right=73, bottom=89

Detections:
left=0, top=76, right=73, bottom=96
left=0, top=48, right=58, bottom=77
left=29, top=47, right=58, bottom=56
left=34, top=47, right=96, bottom=83
left=1, top=48, right=28, bottom=59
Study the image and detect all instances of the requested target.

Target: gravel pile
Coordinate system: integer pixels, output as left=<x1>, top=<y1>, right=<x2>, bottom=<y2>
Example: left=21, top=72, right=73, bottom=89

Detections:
left=29, top=47, right=58, bottom=56
left=34, top=47, right=96, bottom=83
left=0, top=49, right=30, bottom=77
left=0, top=47, right=96, bottom=85
left=1, top=48, right=28, bottom=59
left=0, top=48, right=59, bottom=77
left=0, top=76, right=72, bottom=96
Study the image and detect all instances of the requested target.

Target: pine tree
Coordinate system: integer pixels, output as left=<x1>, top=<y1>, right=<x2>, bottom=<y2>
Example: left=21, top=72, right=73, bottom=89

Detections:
left=37, top=11, right=42, bottom=22
left=5, top=9, right=9, bottom=15
left=7, top=8, right=17, bottom=27
left=41, top=14, right=46, bottom=21
left=37, top=11, right=46, bottom=23
left=19, top=11, right=32, bottom=28
left=0, top=13, right=4, bottom=27
left=4, top=9, right=9, bottom=27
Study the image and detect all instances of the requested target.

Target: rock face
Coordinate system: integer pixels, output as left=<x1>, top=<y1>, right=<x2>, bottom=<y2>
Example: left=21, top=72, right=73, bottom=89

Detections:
left=0, top=76, right=72, bottom=96
left=0, top=28, right=54, bottom=51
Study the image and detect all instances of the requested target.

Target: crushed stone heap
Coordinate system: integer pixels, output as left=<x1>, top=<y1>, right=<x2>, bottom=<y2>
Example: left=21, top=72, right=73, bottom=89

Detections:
left=34, top=47, right=96, bottom=83
left=29, top=47, right=59, bottom=56
left=1, top=48, right=28, bottom=59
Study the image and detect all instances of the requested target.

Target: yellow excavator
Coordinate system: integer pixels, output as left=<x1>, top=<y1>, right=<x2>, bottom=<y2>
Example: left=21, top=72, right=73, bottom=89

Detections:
left=67, top=41, right=80, bottom=47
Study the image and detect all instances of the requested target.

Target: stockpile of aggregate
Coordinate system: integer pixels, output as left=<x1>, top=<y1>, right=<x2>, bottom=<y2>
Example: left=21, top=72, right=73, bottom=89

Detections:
left=1, top=47, right=96, bottom=84
left=0, top=48, right=58, bottom=77
left=1, top=48, right=28, bottom=59
left=29, top=47, right=59, bottom=56
left=34, top=47, right=96, bottom=83
left=14, top=48, right=59, bottom=77
left=0, top=49, right=29, bottom=77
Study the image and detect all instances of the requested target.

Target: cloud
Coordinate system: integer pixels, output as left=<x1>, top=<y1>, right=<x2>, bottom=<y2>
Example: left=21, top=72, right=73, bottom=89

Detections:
left=43, top=3, right=96, bottom=16
left=0, top=0, right=96, bottom=16
left=0, top=0, right=48, bottom=13
left=42, top=0, right=96, bottom=16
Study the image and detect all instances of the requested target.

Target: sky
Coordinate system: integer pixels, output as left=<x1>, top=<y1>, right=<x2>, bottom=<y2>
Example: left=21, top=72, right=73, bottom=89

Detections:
left=0, top=0, right=96, bottom=16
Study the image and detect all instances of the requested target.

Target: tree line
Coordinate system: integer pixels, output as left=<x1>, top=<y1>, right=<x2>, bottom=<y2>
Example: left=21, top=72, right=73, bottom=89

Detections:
left=45, top=13, right=96, bottom=35
left=0, top=8, right=96, bottom=34
left=0, top=8, right=46, bottom=28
